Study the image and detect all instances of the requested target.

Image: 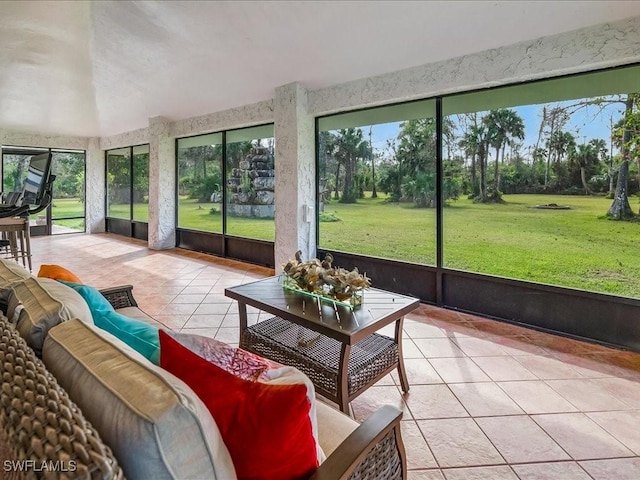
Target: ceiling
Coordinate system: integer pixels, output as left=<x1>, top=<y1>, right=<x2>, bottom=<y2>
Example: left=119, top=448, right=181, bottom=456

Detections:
left=1, top=1, right=640, bottom=139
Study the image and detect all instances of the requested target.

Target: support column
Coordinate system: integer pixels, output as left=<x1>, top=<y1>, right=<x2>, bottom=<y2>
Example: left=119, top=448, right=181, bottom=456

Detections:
left=85, top=137, right=105, bottom=233
left=274, top=82, right=315, bottom=272
left=148, top=116, right=175, bottom=250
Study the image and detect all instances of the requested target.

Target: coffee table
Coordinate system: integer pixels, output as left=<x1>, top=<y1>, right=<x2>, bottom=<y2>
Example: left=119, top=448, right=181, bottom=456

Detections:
left=225, top=276, right=419, bottom=414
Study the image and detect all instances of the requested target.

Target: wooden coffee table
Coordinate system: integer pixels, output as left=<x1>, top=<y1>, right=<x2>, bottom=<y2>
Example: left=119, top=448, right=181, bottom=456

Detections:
left=225, top=276, right=419, bottom=414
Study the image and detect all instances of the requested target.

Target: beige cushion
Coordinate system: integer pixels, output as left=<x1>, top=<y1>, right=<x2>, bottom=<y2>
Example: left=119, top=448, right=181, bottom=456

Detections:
left=42, top=320, right=237, bottom=480
left=7, top=277, right=92, bottom=355
left=316, top=400, right=359, bottom=457
left=0, top=258, right=32, bottom=301
left=0, top=316, right=123, bottom=479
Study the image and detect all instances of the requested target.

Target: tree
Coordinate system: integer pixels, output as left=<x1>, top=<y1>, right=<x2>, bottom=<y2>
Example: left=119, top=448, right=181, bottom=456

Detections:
left=608, top=94, right=637, bottom=219
left=368, top=127, right=377, bottom=198
left=395, top=118, right=438, bottom=206
left=483, top=108, right=525, bottom=196
left=570, top=143, right=599, bottom=195
left=333, top=128, right=367, bottom=203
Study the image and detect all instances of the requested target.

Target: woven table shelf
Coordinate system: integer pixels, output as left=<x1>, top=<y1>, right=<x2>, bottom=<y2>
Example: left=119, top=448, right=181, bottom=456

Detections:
left=241, top=316, right=399, bottom=399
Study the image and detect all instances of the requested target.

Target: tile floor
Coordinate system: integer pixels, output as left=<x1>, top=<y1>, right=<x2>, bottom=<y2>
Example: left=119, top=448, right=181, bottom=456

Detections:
left=30, top=233, right=640, bottom=480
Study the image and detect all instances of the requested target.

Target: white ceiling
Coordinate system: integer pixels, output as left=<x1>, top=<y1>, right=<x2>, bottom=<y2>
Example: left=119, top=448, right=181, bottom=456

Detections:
left=1, top=0, right=640, bottom=138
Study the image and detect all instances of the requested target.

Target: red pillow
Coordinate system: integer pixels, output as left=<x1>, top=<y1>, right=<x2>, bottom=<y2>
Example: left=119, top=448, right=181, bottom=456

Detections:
left=159, top=331, right=318, bottom=480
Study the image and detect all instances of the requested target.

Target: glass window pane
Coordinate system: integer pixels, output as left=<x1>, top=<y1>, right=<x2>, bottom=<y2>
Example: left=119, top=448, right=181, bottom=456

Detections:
left=176, top=133, right=223, bottom=233
left=317, top=100, right=438, bottom=265
left=106, top=148, right=131, bottom=219
left=226, top=125, right=275, bottom=241
left=132, top=144, right=149, bottom=222
left=51, top=151, right=86, bottom=234
left=443, top=64, right=640, bottom=298
left=2, top=154, right=31, bottom=193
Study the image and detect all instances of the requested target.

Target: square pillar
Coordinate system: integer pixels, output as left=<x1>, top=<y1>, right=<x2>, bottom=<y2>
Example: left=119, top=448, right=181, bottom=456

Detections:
left=274, top=83, right=316, bottom=272
left=85, top=137, right=105, bottom=233
left=148, top=116, right=175, bottom=250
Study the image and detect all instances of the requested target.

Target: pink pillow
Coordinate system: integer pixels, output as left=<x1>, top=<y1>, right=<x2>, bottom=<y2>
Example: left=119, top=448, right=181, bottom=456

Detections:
left=159, top=331, right=319, bottom=480
left=163, top=331, right=275, bottom=381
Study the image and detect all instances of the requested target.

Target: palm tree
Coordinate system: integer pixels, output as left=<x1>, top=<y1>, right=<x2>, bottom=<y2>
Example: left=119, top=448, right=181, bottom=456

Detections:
left=483, top=109, right=525, bottom=196
left=333, top=128, right=367, bottom=203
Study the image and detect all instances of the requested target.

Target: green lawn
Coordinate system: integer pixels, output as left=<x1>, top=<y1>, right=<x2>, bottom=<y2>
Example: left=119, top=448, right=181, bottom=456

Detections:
left=51, top=197, right=86, bottom=231
left=105, top=193, right=640, bottom=299
left=322, top=193, right=640, bottom=298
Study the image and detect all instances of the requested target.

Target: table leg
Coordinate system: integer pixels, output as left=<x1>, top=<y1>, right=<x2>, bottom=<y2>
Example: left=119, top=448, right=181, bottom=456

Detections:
left=337, top=342, right=352, bottom=414
left=395, top=316, right=410, bottom=393
left=238, top=302, right=248, bottom=346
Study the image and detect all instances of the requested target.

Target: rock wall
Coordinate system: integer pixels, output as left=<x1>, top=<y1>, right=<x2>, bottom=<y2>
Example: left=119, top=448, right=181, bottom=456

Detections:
left=226, top=146, right=275, bottom=218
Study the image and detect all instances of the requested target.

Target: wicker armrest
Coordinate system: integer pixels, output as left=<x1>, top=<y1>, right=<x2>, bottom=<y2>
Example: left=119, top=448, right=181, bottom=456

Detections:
left=310, top=405, right=406, bottom=480
left=99, top=285, right=138, bottom=309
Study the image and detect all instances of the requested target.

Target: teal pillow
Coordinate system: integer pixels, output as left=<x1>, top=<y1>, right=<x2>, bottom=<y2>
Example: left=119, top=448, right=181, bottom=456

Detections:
left=57, top=280, right=160, bottom=365
left=57, top=280, right=114, bottom=315
left=93, top=310, right=160, bottom=365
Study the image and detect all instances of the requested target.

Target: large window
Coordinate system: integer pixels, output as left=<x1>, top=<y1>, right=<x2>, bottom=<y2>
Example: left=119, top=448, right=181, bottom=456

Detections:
left=317, top=100, right=438, bottom=265
left=176, top=133, right=223, bottom=233
left=106, top=145, right=149, bottom=222
left=2, top=147, right=86, bottom=234
left=176, top=125, right=276, bottom=242
left=442, top=66, right=640, bottom=298
left=316, top=65, right=640, bottom=300
left=225, top=125, right=275, bottom=241
left=106, top=148, right=130, bottom=219
left=51, top=150, right=86, bottom=233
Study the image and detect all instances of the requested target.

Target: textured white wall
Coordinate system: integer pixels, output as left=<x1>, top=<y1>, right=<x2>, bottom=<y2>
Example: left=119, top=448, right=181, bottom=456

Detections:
left=171, top=100, right=274, bottom=138
left=309, top=16, right=640, bottom=116
left=0, top=130, right=88, bottom=151
left=99, top=128, right=149, bottom=150
left=274, top=83, right=315, bottom=272
left=148, top=116, right=175, bottom=249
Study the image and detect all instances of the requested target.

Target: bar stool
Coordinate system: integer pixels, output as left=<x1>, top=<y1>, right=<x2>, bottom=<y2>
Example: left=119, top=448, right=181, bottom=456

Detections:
left=0, top=217, right=32, bottom=271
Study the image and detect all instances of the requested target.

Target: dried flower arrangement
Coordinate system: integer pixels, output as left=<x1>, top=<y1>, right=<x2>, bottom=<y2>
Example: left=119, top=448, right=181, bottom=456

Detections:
left=281, top=250, right=371, bottom=306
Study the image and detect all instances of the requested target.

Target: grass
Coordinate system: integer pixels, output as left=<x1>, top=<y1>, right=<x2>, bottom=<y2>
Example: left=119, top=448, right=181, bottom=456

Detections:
left=322, top=193, right=640, bottom=298
left=104, top=193, right=640, bottom=298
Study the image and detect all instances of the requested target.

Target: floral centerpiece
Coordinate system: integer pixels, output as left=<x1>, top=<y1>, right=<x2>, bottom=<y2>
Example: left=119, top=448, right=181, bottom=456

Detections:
left=281, top=251, right=371, bottom=307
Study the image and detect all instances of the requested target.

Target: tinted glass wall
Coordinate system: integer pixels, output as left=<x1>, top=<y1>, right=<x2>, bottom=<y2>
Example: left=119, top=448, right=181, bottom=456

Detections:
left=443, top=66, right=640, bottom=299
left=317, top=100, right=438, bottom=265
left=317, top=65, right=640, bottom=300
left=176, top=133, right=223, bottom=233
left=106, top=145, right=149, bottom=222
left=176, top=124, right=275, bottom=242
left=2, top=147, right=86, bottom=235
left=51, top=150, right=86, bottom=233
left=225, top=125, right=275, bottom=241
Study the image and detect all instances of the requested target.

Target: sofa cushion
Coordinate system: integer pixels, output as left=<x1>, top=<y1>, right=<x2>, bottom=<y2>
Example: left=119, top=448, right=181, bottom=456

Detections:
left=57, top=280, right=113, bottom=314
left=160, top=330, right=318, bottom=480
left=165, top=330, right=273, bottom=381
left=164, top=330, right=325, bottom=463
left=57, top=280, right=161, bottom=364
left=42, top=319, right=236, bottom=480
left=37, top=264, right=82, bottom=283
left=93, top=309, right=160, bottom=364
left=0, top=317, right=123, bottom=479
left=0, top=258, right=32, bottom=302
left=315, top=401, right=359, bottom=457
left=8, top=277, right=92, bottom=356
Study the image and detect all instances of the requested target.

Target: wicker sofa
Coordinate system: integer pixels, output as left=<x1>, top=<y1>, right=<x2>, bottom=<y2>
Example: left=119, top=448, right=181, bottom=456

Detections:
left=0, top=262, right=407, bottom=479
